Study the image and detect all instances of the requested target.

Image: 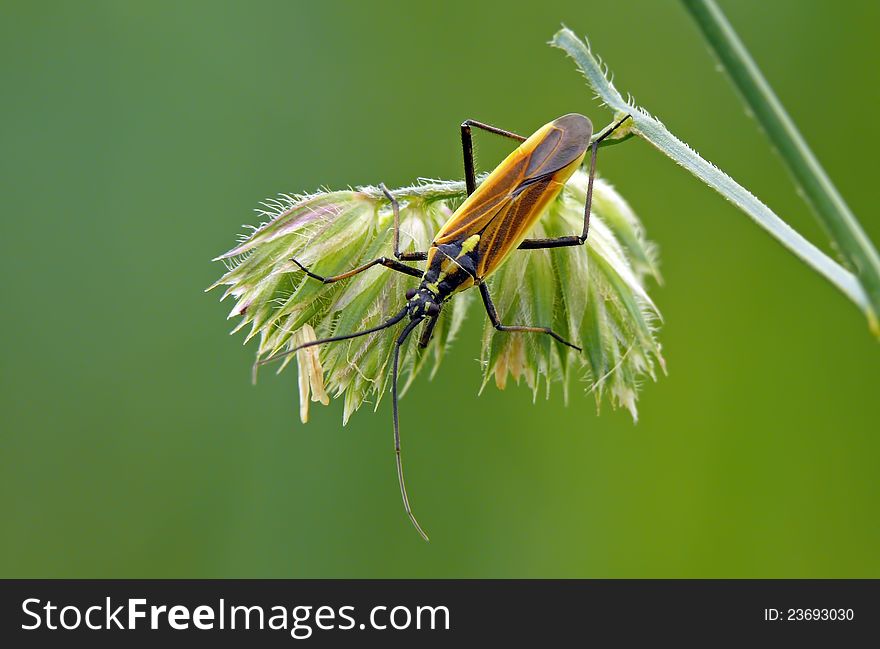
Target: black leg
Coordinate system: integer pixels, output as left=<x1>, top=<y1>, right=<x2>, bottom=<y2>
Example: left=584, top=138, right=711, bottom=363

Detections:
left=380, top=183, right=428, bottom=262
left=460, top=119, right=527, bottom=196
left=290, top=255, right=423, bottom=284
left=392, top=318, right=430, bottom=541
left=479, top=283, right=581, bottom=351
left=518, top=114, right=632, bottom=250
left=291, top=183, right=429, bottom=279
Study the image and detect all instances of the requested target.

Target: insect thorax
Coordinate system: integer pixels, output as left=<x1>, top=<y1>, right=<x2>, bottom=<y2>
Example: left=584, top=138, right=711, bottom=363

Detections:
left=420, top=234, right=481, bottom=299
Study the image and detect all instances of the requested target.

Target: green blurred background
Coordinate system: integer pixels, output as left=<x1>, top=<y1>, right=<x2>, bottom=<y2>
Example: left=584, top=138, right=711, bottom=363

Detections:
left=2, top=0, right=878, bottom=578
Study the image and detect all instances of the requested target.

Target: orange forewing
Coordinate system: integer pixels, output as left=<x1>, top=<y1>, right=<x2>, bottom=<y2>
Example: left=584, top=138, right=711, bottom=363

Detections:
left=432, top=153, right=530, bottom=244
left=476, top=177, right=559, bottom=278
left=432, top=114, right=591, bottom=280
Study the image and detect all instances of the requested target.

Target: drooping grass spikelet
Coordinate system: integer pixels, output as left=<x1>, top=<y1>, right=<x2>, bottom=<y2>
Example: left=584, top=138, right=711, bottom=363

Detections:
left=210, top=173, right=663, bottom=422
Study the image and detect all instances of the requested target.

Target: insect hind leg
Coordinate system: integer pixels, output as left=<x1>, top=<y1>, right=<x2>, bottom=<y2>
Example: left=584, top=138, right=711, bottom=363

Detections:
left=479, top=283, right=581, bottom=351
left=518, top=114, right=633, bottom=250
left=460, top=119, right=527, bottom=196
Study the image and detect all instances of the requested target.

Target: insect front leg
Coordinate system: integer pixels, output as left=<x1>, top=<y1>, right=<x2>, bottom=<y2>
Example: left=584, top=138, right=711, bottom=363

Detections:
left=290, top=256, right=422, bottom=284
left=479, top=283, right=581, bottom=351
left=290, top=182, right=429, bottom=282
left=382, top=183, right=428, bottom=262
left=518, top=114, right=632, bottom=250
left=460, top=119, right=527, bottom=196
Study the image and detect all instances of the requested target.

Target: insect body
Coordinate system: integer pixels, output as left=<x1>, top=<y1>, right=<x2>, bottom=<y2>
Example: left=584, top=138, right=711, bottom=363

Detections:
left=262, top=113, right=631, bottom=540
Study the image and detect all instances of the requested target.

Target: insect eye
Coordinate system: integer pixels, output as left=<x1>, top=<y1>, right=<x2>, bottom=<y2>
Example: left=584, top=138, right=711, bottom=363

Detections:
left=426, top=303, right=440, bottom=316
left=405, top=288, right=417, bottom=300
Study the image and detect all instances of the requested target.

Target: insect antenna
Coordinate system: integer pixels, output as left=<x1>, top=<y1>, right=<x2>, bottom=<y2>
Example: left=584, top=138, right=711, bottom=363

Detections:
left=392, top=316, right=430, bottom=541
left=252, top=306, right=409, bottom=382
